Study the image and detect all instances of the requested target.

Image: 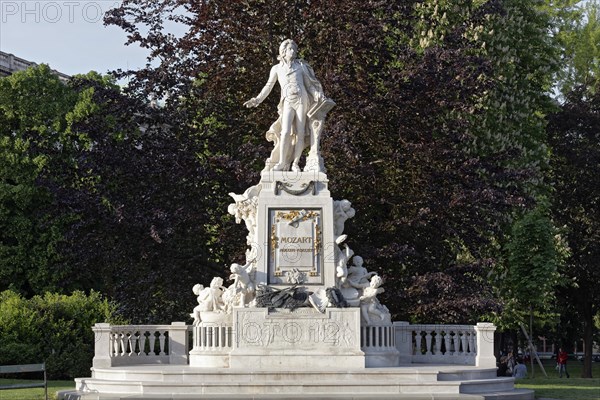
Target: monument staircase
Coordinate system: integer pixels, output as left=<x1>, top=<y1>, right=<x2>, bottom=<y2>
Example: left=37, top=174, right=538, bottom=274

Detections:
left=59, top=321, right=533, bottom=399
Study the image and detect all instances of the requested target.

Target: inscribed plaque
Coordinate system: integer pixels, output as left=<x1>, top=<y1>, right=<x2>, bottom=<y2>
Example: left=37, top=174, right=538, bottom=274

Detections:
left=268, top=208, right=323, bottom=284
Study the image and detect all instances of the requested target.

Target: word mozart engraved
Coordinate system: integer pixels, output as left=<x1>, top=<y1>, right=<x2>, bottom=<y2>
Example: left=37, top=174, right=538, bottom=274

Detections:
left=268, top=208, right=323, bottom=284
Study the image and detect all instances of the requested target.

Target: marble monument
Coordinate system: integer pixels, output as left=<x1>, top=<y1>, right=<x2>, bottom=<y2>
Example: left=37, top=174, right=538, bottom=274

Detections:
left=189, top=39, right=397, bottom=369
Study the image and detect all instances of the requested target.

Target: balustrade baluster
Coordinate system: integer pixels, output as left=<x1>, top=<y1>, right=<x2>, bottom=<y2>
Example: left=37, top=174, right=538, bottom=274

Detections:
left=207, top=326, right=213, bottom=347
left=158, top=331, right=166, bottom=355
left=425, top=330, right=432, bottom=355
left=127, top=331, right=136, bottom=357
left=151, top=332, right=158, bottom=355
left=132, top=331, right=140, bottom=356
left=434, top=329, right=442, bottom=355
left=460, top=330, right=468, bottom=355
left=119, top=332, right=126, bottom=356
left=213, top=326, right=219, bottom=348
left=109, top=332, right=115, bottom=357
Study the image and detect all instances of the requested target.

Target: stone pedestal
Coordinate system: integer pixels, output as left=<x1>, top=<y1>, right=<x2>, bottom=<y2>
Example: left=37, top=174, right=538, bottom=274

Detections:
left=229, top=307, right=364, bottom=369
left=254, top=170, right=336, bottom=291
left=475, top=322, right=497, bottom=368
left=362, top=323, right=400, bottom=367
left=189, top=313, right=233, bottom=368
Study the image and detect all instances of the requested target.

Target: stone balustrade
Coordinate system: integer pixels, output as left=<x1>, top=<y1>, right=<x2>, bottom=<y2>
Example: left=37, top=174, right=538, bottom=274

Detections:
left=193, top=323, right=234, bottom=350
left=361, top=324, right=400, bottom=367
left=92, top=322, right=189, bottom=368
left=361, top=324, right=396, bottom=349
left=91, top=320, right=496, bottom=368
left=394, top=322, right=496, bottom=367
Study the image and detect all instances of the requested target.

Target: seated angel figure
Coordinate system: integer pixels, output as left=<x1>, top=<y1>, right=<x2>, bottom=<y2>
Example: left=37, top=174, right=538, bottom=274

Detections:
left=339, top=256, right=377, bottom=306
left=359, top=275, right=390, bottom=325
left=346, top=256, right=377, bottom=288
left=226, top=261, right=255, bottom=308
left=190, top=277, right=226, bottom=325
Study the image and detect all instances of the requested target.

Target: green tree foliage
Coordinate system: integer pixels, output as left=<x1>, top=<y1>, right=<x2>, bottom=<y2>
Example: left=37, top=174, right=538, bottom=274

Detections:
left=102, top=0, right=556, bottom=323
left=1, top=66, right=227, bottom=323
left=415, top=0, right=557, bottom=186
left=0, top=290, right=123, bottom=379
left=495, top=204, right=563, bottom=328
left=58, top=74, right=228, bottom=322
left=545, top=0, right=600, bottom=379
left=0, top=65, right=79, bottom=295
left=549, top=86, right=600, bottom=378
left=555, top=0, right=600, bottom=96
left=415, top=0, right=568, bottom=333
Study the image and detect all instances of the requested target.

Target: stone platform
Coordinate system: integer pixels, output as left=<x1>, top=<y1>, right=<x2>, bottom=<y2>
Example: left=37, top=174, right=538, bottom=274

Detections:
left=58, top=364, right=533, bottom=400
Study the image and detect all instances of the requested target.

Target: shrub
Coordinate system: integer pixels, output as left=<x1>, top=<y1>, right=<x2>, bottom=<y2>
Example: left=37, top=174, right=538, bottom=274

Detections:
left=0, top=290, right=124, bottom=379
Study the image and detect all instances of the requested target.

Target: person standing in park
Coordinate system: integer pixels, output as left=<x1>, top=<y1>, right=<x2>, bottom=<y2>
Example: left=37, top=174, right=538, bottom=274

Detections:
left=557, top=348, right=570, bottom=378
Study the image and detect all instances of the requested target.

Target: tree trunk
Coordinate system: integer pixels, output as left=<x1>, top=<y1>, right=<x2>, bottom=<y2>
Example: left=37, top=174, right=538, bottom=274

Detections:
left=530, top=308, right=535, bottom=378
left=582, top=301, right=593, bottom=378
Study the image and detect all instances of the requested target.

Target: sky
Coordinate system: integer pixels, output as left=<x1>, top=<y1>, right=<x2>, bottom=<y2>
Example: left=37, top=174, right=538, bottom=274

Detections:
left=0, top=0, right=150, bottom=76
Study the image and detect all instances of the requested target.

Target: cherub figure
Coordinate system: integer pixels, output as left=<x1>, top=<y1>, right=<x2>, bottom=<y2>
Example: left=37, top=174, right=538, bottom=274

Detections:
left=228, top=185, right=260, bottom=245
left=339, top=255, right=376, bottom=306
left=227, top=261, right=255, bottom=307
left=190, top=277, right=226, bottom=325
left=335, top=242, right=354, bottom=288
left=333, top=200, right=355, bottom=239
left=346, top=256, right=377, bottom=289
left=359, top=275, right=390, bottom=325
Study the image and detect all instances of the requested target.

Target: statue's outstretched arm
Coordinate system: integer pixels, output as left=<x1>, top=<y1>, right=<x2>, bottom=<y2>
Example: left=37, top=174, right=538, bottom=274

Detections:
left=244, top=65, right=278, bottom=108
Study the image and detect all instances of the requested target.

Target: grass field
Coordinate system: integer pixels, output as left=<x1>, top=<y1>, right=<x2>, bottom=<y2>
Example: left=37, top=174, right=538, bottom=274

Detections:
left=0, top=379, right=73, bottom=400
left=514, top=359, right=600, bottom=399
left=0, top=361, right=598, bottom=400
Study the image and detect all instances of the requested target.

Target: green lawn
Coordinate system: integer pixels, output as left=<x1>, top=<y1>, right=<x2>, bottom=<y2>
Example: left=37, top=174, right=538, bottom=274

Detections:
left=0, top=379, right=73, bottom=400
left=514, top=359, right=600, bottom=400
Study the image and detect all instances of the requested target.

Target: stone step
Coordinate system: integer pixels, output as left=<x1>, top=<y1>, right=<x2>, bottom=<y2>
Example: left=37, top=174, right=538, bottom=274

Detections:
left=73, top=376, right=517, bottom=397
left=438, top=369, right=498, bottom=381
left=61, top=365, right=531, bottom=400
left=60, top=390, right=534, bottom=400
left=91, top=366, right=498, bottom=384
left=74, top=377, right=467, bottom=395
left=459, top=377, right=516, bottom=393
